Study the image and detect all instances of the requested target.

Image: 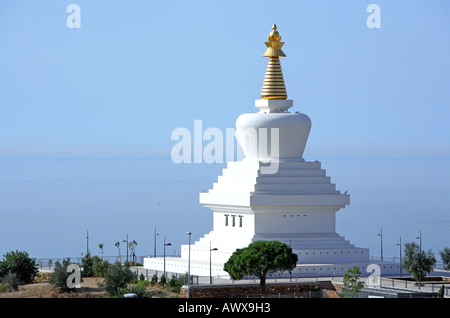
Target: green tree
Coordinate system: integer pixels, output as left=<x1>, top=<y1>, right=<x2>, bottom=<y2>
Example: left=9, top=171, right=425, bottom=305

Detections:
left=223, top=240, right=298, bottom=296
left=439, top=247, right=450, bottom=270
left=402, top=241, right=436, bottom=285
left=341, top=266, right=365, bottom=298
left=103, top=261, right=135, bottom=296
left=81, top=252, right=94, bottom=277
left=92, top=255, right=109, bottom=277
left=0, top=250, right=39, bottom=285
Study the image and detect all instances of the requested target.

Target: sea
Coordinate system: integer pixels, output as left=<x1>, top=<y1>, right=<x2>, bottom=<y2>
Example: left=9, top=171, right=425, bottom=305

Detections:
left=0, top=155, right=449, bottom=264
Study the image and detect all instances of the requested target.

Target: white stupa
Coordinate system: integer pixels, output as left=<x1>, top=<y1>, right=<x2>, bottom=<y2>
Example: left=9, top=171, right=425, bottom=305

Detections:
left=144, top=25, right=400, bottom=278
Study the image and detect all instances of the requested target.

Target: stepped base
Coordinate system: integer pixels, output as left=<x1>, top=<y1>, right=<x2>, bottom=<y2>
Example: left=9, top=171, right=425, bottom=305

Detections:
left=143, top=256, right=401, bottom=278
left=180, top=230, right=370, bottom=265
left=143, top=231, right=387, bottom=279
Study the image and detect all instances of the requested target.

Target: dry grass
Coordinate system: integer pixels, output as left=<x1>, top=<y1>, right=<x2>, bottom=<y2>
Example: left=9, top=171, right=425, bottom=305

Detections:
left=0, top=276, right=179, bottom=298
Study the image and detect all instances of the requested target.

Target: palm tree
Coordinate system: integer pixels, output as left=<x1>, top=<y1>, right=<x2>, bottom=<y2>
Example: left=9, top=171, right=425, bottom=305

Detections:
left=128, top=240, right=137, bottom=254
left=98, top=243, right=104, bottom=260
left=115, top=241, right=121, bottom=262
left=128, top=240, right=138, bottom=263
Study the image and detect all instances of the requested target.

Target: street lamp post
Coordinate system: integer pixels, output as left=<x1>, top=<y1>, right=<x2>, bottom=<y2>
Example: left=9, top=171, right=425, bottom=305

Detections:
left=209, top=241, right=218, bottom=285
left=122, top=233, right=129, bottom=263
left=163, top=237, right=172, bottom=278
left=86, top=230, right=89, bottom=255
left=396, top=236, right=402, bottom=277
left=154, top=227, right=159, bottom=257
left=416, top=230, right=422, bottom=252
left=186, top=232, right=191, bottom=298
left=377, top=227, right=383, bottom=262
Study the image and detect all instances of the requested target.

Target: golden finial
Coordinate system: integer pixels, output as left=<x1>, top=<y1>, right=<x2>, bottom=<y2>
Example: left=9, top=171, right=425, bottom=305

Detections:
left=269, top=24, right=280, bottom=41
left=261, top=24, right=287, bottom=100
left=263, top=24, right=286, bottom=57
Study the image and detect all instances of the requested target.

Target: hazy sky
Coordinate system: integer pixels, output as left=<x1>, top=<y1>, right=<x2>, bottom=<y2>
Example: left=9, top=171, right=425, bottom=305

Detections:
left=1, top=0, right=449, bottom=158
left=0, top=1, right=449, bottom=260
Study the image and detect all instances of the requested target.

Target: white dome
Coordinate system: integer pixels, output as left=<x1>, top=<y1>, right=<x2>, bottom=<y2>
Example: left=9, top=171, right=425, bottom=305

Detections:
left=235, top=110, right=311, bottom=160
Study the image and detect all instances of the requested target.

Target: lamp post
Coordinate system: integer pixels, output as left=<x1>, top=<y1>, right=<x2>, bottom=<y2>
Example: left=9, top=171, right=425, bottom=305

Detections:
left=122, top=233, right=129, bottom=262
left=209, top=241, right=218, bottom=285
left=163, top=237, right=172, bottom=278
left=86, top=230, right=89, bottom=255
left=396, top=236, right=402, bottom=277
left=186, top=232, right=191, bottom=298
left=377, top=227, right=383, bottom=262
left=416, top=230, right=422, bottom=252
left=154, top=227, right=159, bottom=257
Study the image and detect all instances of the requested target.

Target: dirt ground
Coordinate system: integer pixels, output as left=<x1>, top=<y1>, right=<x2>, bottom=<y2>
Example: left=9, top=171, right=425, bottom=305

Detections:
left=0, top=276, right=179, bottom=298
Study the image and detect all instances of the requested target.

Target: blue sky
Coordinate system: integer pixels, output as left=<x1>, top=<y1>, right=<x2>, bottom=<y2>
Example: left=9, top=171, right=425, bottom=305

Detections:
left=1, top=0, right=449, bottom=158
left=0, top=1, right=449, bottom=260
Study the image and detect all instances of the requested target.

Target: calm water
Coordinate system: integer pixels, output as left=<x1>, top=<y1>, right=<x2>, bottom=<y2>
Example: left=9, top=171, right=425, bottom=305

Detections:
left=0, top=156, right=449, bottom=262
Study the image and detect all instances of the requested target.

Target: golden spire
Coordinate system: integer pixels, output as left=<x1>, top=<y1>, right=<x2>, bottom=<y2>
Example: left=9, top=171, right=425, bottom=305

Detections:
left=261, top=24, right=288, bottom=100
left=263, top=24, right=286, bottom=57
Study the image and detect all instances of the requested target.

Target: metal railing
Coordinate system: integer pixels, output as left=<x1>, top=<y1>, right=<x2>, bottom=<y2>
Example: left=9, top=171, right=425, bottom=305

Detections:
left=370, top=255, right=446, bottom=270
left=35, top=255, right=150, bottom=270
left=377, top=277, right=450, bottom=296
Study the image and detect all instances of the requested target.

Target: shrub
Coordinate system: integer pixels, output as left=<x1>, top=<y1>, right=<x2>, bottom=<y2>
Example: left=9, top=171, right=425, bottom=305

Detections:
left=159, top=274, right=166, bottom=286
left=137, top=279, right=149, bottom=287
left=437, top=285, right=445, bottom=298
left=114, top=285, right=167, bottom=298
left=309, top=285, right=320, bottom=291
left=81, top=252, right=94, bottom=277
left=49, top=258, right=82, bottom=293
left=103, top=261, right=135, bottom=296
left=115, top=285, right=150, bottom=298
left=1, top=272, right=20, bottom=291
left=129, top=262, right=143, bottom=266
left=167, top=274, right=185, bottom=293
left=92, top=256, right=109, bottom=277
left=151, top=273, right=158, bottom=285
left=37, top=272, right=50, bottom=282
left=0, top=283, right=7, bottom=293
left=0, top=250, right=39, bottom=285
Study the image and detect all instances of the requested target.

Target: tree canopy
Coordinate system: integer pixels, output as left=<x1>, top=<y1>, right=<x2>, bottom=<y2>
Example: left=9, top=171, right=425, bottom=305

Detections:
left=0, top=250, right=38, bottom=285
left=223, top=240, right=298, bottom=296
left=402, top=241, right=436, bottom=284
left=439, top=247, right=450, bottom=270
left=341, top=266, right=365, bottom=298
